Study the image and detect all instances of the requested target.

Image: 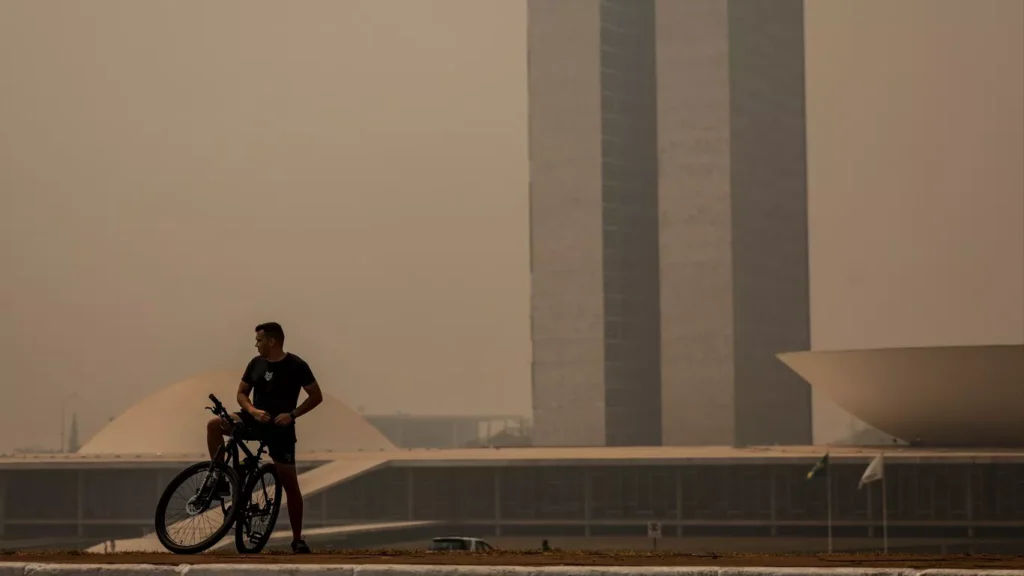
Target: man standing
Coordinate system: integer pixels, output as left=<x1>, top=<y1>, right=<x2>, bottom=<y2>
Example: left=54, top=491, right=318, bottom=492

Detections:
left=206, top=322, right=323, bottom=554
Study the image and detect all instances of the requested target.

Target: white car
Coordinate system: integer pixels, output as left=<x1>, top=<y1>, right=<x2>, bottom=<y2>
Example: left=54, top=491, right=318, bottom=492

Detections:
left=428, top=536, right=495, bottom=552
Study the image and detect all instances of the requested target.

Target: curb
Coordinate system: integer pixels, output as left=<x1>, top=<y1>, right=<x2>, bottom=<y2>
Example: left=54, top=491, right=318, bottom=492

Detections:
left=1, top=565, right=1023, bottom=576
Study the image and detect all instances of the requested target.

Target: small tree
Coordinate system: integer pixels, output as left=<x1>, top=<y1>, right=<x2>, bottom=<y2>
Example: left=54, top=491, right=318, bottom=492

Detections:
left=68, top=412, right=81, bottom=453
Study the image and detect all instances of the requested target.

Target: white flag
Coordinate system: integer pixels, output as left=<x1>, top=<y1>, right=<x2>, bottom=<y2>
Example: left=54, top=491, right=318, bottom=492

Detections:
left=858, top=453, right=884, bottom=489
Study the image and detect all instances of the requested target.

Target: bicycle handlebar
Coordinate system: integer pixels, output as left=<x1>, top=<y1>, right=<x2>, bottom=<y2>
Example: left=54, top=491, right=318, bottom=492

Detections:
left=207, top=393, right=230, bottom=419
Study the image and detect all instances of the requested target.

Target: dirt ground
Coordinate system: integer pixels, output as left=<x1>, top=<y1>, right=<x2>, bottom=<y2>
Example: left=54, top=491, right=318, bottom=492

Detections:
left=4, top=551, right=1024, bottom=569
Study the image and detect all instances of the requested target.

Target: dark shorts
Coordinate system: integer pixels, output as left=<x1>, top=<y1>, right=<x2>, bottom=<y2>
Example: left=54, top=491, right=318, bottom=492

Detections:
left=232, top=411, right=297, bottom=465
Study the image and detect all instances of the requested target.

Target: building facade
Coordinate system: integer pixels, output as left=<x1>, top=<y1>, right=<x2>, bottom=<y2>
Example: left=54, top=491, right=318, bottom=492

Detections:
left=528, top=0, right=662, bottom=447
left=656, top=0, right=811, bottom=447
left=530, top=0, right=811, bottom=447
left=5, top=449, right=1024, bottom=550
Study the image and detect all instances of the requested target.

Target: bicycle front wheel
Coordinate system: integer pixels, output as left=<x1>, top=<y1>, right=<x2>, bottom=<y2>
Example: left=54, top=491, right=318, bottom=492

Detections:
left=154, top=460, right=240, bottom=554
left=234, top=463, right=283, bottom=554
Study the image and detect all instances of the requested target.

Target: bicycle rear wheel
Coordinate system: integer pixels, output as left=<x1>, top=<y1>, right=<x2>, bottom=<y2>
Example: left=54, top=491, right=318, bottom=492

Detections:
left=234, top=463, right=283, bottom=554
left=154, top=460, right=240, bottom=554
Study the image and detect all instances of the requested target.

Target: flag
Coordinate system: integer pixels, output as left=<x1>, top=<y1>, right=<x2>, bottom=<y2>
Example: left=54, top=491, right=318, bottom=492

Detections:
left=806, top=453, right=829, bottom=479
left=858, top=453, right=884, bottom=489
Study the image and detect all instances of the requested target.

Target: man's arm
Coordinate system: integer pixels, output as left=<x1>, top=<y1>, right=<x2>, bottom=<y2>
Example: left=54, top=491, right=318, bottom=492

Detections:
left=237, top=381, right=255, bottom=414
left=292, top=381, right=323, bottom=419
left=240, top=381, right=272, bottom=423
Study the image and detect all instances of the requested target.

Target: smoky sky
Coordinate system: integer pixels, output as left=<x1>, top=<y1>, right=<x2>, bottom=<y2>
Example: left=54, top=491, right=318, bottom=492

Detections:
left=1, top=0, right=1020, bottom=452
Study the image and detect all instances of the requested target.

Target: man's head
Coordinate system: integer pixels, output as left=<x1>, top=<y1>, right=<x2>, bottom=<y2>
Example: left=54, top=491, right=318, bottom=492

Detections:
left=254, top=322, right=285, bottom=358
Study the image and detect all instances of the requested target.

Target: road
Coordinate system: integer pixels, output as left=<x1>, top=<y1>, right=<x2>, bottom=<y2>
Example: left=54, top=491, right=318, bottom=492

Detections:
left=3, top=551, right=1024, bottom=569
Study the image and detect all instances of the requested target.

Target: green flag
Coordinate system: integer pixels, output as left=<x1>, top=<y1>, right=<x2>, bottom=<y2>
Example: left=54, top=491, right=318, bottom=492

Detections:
left=806, top=453, right=829, bottom=479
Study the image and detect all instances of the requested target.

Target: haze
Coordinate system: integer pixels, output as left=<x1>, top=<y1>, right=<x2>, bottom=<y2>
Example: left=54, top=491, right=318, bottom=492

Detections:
left=1, top=0, right=1021, bottom=452
left=806, top=0, right=1024, bottom=442
left=0, top=0, right=531, bottom=452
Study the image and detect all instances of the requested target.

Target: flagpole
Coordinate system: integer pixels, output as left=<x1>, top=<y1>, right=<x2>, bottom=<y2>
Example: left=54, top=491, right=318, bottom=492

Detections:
left=881, top=453, right=888, bottom=553
left=827, top=466, right=833, bottom=554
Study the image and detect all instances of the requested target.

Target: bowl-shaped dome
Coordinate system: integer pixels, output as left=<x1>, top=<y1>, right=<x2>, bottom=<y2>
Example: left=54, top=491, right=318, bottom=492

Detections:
left=78, top=370, right=395, bottom=455
left=778, top=344, right=1024, bottom=447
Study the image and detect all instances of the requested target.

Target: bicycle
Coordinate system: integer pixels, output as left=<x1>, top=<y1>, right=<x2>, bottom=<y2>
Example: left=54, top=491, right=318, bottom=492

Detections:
left=153, top=394, right=284, bottom=554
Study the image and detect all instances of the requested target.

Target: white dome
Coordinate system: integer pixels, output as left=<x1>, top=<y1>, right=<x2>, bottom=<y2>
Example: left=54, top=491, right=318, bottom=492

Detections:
left=78, top=370, right=395, bottom=455
left=779, top=344, right=1024, bottom=447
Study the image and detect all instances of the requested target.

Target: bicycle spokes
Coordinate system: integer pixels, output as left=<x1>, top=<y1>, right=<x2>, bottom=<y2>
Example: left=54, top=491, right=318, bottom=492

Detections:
left=240, top=470, right=278, bottom=547
left=161, top=468, right=235, bottom=549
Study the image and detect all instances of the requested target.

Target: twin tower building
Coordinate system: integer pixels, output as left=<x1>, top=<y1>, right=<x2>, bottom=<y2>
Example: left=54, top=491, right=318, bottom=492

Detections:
left=528, top=0, right=812, bottom=447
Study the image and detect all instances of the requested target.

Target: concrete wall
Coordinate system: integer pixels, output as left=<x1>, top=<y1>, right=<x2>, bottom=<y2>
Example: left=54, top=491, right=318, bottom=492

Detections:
left=727, top=0, right=811, bottom=446
left=656, top=0, right=811, bottom=446
left=656, top=0, right=735, bottom=446
left=804, top=0, right=1024, bottom=444
left=528, top=0, right=606, bottom=447
left=598, top=0, right=662, bottom=447
left=529, top=0, right=663, bottom=447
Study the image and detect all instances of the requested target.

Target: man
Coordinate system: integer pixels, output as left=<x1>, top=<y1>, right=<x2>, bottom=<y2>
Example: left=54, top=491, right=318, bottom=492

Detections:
left=206, top=322, right=323, bottom=554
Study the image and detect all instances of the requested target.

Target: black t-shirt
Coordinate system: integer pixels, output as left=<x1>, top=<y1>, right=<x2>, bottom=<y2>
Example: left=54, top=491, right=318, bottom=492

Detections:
left=241, top=353, right=316, bottom=417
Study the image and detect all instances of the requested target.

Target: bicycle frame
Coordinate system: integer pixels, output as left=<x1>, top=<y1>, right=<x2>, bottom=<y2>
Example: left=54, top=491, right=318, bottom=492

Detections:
left=204, top=394, right=268, bottom=492
left=214, top=428, right=267, bottom=475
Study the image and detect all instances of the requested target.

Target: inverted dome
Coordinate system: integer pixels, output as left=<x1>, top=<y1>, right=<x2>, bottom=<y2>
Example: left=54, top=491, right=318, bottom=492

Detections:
left=778, top=344, right=1024, bottom=447
left=79, top=370, right=395, bottom=455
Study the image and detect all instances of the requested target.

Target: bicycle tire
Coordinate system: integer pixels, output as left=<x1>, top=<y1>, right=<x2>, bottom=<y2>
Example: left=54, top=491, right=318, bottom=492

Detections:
left=154, top=460, right=241, bottom=554
left=234, top=463, right=283, bottom=554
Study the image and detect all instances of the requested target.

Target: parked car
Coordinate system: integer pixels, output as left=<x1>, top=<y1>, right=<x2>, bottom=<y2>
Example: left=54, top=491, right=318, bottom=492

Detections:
left=427, top=536, right=495, bottom=552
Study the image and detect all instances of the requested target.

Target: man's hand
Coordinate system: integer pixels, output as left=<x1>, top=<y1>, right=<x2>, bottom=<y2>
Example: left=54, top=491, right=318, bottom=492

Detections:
left=273, top=413, right=294, bottom=427
left=249, top=408, right=272, bottom=423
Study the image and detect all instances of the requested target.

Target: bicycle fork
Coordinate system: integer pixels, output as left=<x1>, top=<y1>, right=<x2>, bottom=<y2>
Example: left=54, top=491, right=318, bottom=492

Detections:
left=188, top=458, right=229, bottom=516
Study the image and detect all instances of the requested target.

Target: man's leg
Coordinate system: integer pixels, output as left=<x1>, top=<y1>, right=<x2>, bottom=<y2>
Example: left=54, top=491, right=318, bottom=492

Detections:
left=205, top=417, right=227, bottom=461
left=275, top=462, right=304, bottom=542
left=270, top=438, right=309, bottom=552
left=205, top=414, right=241, bottom=461
left=207, top=414, right=246, bottom=497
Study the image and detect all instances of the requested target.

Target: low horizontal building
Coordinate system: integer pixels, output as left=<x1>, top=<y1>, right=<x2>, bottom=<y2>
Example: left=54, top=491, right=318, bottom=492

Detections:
left=6, top=444, right=1024, bottom=550
left=363, top=414, right=531, bottom=449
